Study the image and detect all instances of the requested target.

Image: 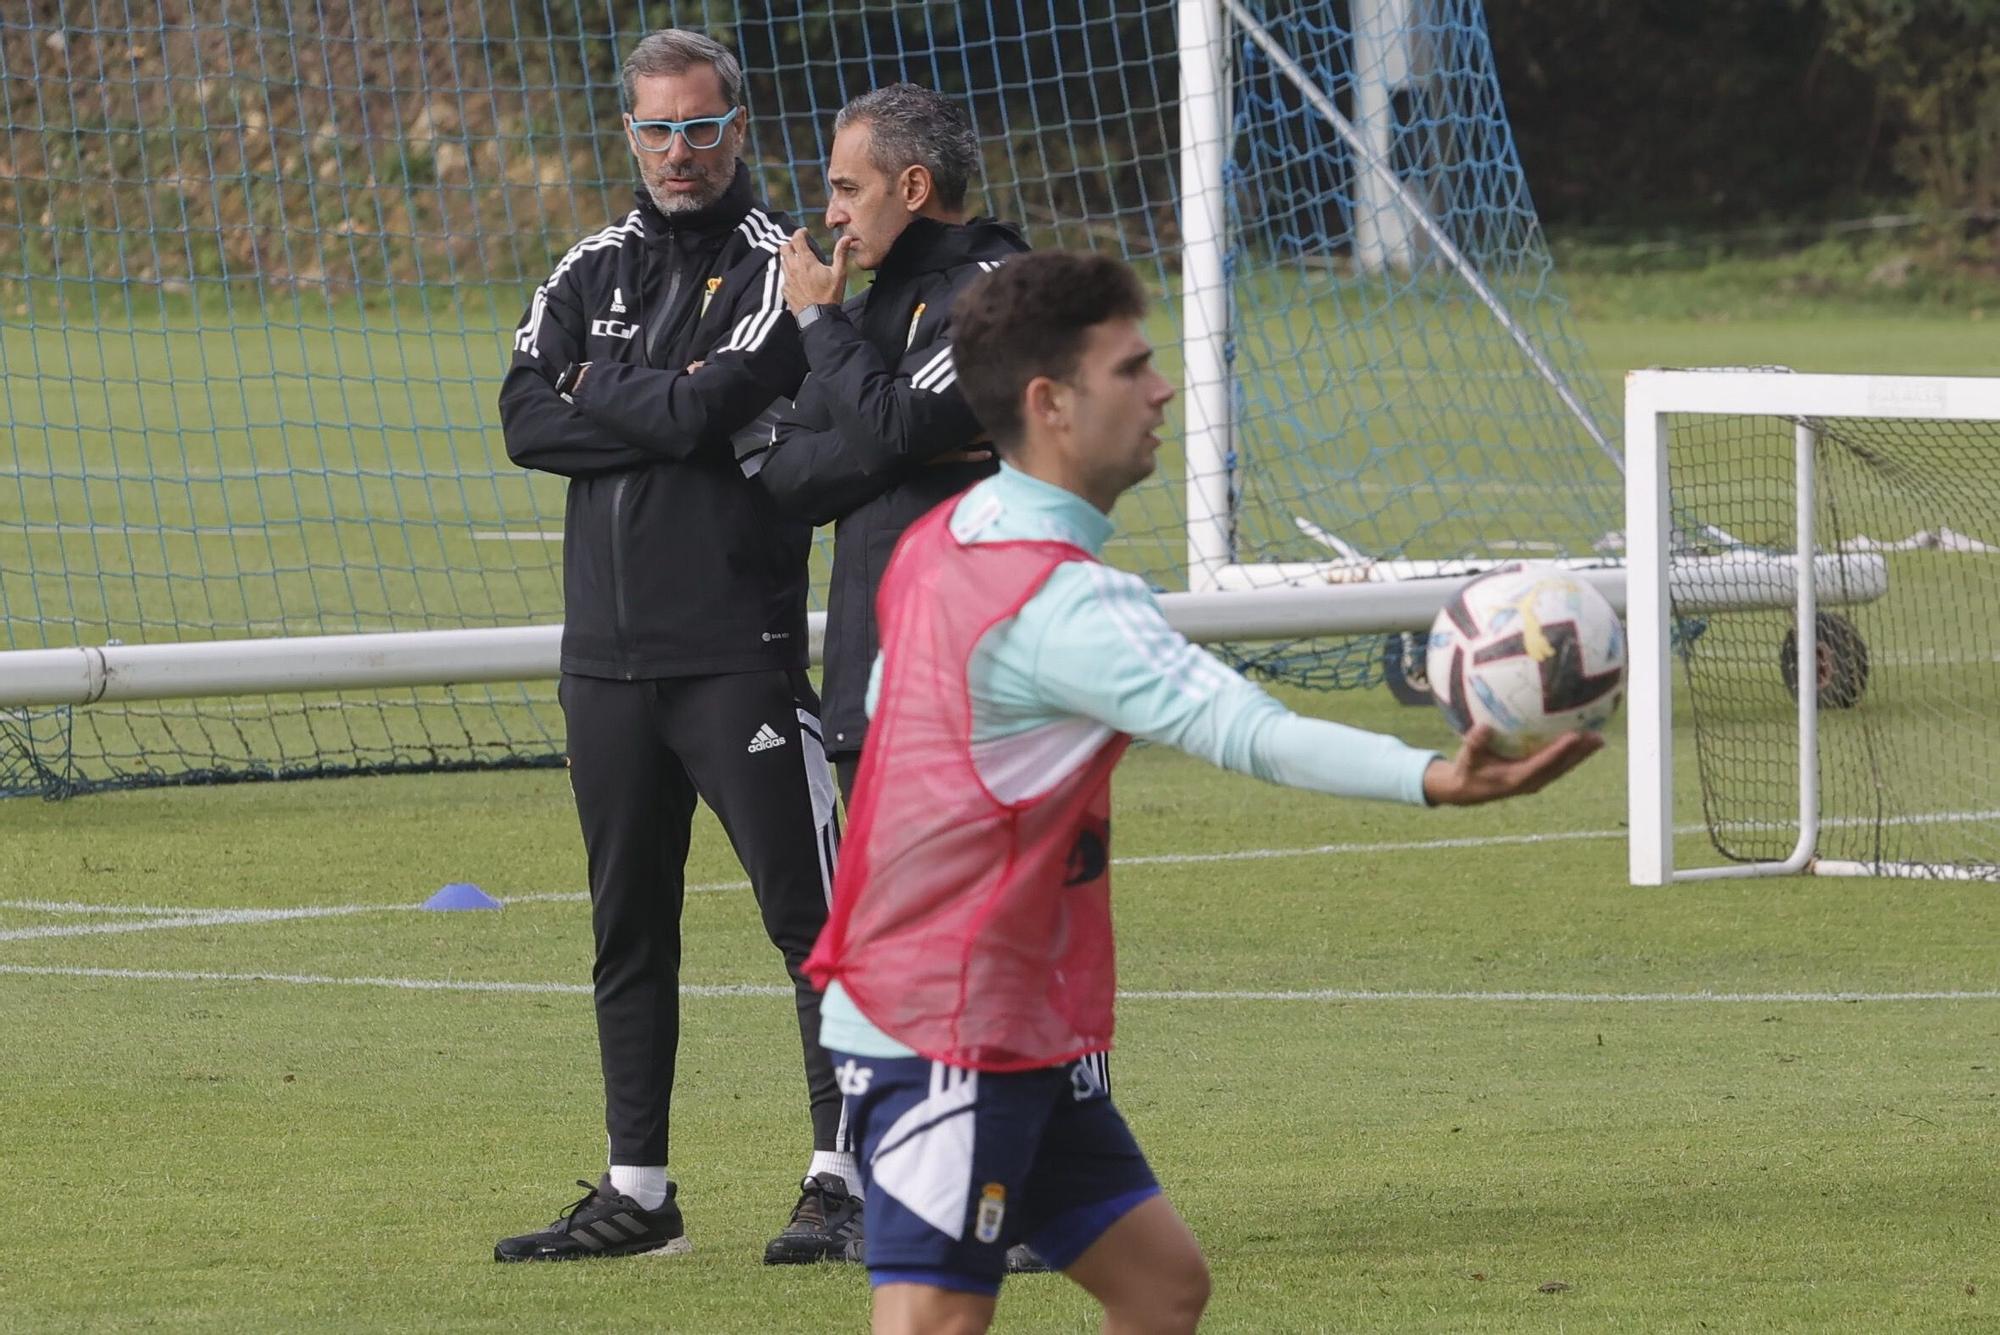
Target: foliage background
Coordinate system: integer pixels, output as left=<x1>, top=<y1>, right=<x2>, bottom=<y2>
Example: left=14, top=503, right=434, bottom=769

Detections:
left=3, top=1, right=1994, bottom=290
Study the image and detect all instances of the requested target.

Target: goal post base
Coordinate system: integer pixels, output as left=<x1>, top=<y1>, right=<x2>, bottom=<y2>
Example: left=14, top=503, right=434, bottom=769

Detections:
left=1811, top=860, right=2000, bottom=883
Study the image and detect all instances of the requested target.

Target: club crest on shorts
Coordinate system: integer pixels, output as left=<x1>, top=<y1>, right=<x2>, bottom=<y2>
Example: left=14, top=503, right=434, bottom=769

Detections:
left=974, top=1183, right=1006, bottom=1243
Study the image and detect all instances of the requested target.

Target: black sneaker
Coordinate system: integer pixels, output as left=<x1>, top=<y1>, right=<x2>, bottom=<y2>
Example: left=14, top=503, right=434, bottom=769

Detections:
left=493, top=1177, right=691, bottom=1262
left=1006, top=1243, right=1054, bottom=1274
left=762, top=1173, right=864, bottom=1264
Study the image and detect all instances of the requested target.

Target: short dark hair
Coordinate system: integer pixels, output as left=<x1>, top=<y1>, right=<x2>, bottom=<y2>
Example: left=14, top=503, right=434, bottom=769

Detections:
left=834, top=83, right=979, bottom=210
left=951, top=252, right=1150, bottom=449
left=622, top=29, right=742, bottom=110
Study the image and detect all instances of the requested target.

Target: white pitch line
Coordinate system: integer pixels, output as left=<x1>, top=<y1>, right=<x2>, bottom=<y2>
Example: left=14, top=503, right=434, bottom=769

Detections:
left=3, top=834, right=1591, bottom=941
left=0, top=902, right=405, bottom=942
left=1116, top=827, right=1616, bottom=867
left=471, top=530, right=563, bottom=542
left=497, top=890, right=592, bottom=905
left=0, top=899, right=200, bottom=916
left=0, top=881, right=736, bottom=942
left=7, top=833, right=1604, bottom=939
left=1122, top=807, right=2000, bottom=869
left=2, top=963, right=1995, bottom=1004
left=12, top=807, right=2000, bottom=939
left=0, top=963, right=631, bottom=995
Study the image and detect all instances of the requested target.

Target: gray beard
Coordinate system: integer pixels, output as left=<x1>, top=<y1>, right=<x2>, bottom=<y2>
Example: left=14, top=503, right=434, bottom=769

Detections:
left=645, top=173, right=728, bottom=215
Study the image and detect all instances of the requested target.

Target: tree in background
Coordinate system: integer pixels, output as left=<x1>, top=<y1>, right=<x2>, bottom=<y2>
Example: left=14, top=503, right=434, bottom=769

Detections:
left=1821, top=0, right=1999, bottom=217
left=1485, top=0, right=1894, bottom=228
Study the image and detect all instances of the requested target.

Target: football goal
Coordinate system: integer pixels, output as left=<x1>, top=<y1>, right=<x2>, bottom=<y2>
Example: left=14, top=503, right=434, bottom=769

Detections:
left=1625, top=369, right=2000, bottom=885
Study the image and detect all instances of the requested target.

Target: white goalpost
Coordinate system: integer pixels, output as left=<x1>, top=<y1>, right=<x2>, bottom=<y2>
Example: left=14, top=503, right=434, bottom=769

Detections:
left=1178, top=0, right=1235, bottom=589
left=0, top=582, right=1514, bottom=710
left=1625, top=369, right=2000, bottom=886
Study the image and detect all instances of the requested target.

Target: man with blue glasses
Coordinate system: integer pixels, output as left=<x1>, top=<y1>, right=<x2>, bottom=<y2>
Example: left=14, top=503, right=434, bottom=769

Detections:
left=496, top=28, right=852, bottom=1267
left=625, top=106, right=738, bottom=156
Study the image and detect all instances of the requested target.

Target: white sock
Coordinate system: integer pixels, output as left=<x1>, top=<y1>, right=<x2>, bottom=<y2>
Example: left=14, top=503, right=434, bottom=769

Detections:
left=607, top=1164, right=668, bottom=1211
left=809, top=1150, right=863, bottom=1198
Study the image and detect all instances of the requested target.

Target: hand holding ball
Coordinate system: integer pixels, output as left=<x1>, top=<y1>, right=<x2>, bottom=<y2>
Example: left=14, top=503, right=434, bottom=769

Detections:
left=1427, top=567, right=1626, bottom=760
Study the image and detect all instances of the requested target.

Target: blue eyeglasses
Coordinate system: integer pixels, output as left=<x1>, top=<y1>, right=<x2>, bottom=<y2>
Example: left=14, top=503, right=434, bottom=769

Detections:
left=625, top=107, right=741, bottom=153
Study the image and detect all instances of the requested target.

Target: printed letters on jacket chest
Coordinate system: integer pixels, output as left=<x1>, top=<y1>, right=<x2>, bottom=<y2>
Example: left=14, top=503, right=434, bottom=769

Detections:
left=592, top=244, right=725, bottom=371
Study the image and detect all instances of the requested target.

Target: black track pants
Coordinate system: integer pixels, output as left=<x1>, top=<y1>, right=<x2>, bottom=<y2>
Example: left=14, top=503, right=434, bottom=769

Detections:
left=562, top=669, right=843, bottom=1165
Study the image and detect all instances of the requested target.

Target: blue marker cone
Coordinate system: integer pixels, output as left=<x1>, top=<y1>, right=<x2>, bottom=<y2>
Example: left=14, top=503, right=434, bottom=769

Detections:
left=423, top=882, right=502, bottom=911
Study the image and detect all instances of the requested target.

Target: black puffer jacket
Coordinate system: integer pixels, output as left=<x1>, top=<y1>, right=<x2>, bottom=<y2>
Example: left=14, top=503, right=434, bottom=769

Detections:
left=757, top=216, right=1031, bottom=753
left=499, top=166, right=812, bottom=680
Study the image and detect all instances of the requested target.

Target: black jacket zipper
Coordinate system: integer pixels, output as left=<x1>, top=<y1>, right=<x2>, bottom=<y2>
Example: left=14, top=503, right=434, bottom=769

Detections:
left=607, top=234, right=683, bottom=673
left=646, top=251, right=685, bottom=368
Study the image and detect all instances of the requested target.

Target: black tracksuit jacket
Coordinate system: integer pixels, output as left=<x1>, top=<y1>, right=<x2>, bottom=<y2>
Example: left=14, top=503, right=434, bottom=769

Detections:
left=756, top=216, right=1032, bottom=754
left=500, top=166, right=811, bottom=680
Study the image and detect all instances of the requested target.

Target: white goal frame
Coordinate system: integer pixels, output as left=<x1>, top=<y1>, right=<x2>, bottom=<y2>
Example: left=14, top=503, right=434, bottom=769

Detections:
left=1624, top=368, right=2000, bottom=886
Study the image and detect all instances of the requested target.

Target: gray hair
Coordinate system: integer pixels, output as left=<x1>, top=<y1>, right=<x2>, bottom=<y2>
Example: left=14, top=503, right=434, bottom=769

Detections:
left=834, top=84, right=979, bottom=211
left=621, top=29, right=743, bottom=109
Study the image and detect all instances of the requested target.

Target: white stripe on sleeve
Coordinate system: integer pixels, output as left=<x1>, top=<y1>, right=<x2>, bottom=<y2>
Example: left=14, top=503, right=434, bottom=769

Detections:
left=720, top=256, right=784, bottom=353
left=911, top=345, right=957, bottom=394
left=513, top=213, right=642, bottom=359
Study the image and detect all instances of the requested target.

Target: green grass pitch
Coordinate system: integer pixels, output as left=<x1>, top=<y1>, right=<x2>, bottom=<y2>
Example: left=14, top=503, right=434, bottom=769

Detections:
left=2, top=311, right=1996, bottom=1330
left=3, top=691, right=1997, bottom=1332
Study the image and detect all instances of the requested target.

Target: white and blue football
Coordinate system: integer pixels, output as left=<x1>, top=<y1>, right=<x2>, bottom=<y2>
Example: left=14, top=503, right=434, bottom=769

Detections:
left=1427, top=567, right=1626, bottom=759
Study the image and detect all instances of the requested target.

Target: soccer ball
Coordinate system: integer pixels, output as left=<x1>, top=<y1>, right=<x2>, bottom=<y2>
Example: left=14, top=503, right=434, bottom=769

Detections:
left=1426, top=567, right=1626, bottom=759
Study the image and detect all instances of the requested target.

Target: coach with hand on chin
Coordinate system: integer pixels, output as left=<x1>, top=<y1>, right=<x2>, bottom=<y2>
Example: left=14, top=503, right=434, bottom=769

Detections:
left=755, top=83, right=1031, bottom=805
left=754, top=79, right=1054, bottom=1275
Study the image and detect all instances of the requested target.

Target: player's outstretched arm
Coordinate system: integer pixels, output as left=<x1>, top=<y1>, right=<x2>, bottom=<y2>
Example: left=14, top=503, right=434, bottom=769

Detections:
left=1421, top=724, right=1603, bottom=807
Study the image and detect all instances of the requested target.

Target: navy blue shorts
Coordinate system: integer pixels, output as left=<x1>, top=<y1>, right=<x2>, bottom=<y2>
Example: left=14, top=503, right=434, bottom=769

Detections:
left=831, top=1050, right=1160, bottom=1296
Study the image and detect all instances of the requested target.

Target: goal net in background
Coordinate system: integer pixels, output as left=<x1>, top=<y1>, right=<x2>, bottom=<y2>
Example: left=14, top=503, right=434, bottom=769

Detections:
left=1627, top=370, right=2000, bottom=883
left=0, top=0, right=1616, bottom=798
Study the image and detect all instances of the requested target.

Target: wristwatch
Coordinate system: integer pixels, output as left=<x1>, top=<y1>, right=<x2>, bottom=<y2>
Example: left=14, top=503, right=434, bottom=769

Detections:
left=554, top=360, right=591, bottom=402
left=796, top=303, right=839, bottom=332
